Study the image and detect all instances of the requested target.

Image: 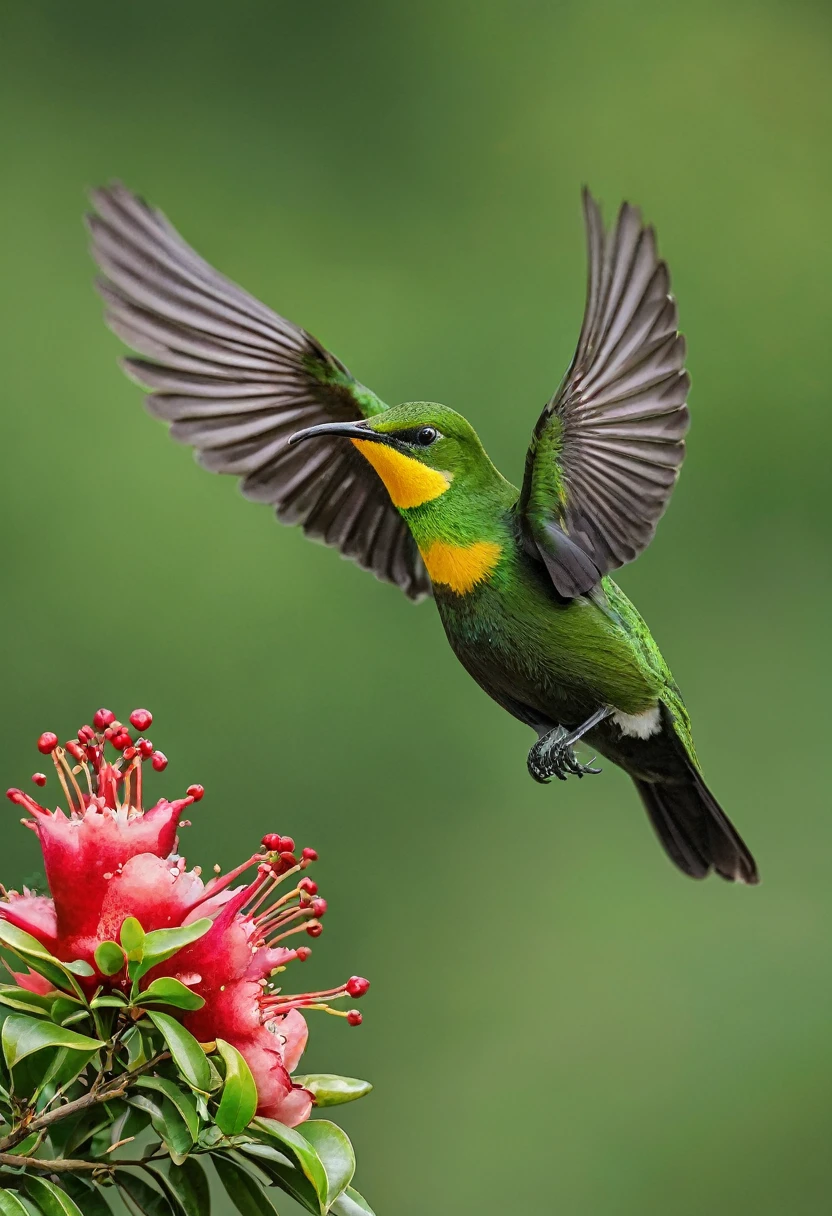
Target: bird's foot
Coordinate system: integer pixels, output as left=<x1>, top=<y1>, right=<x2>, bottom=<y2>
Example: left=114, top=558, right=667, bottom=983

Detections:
left=527, top=727, right=603, bottom=784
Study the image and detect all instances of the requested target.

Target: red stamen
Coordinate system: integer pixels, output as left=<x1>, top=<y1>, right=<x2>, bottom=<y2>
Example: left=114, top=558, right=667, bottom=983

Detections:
left=301, top=847, right=318, bottom=863
left=306, top=922, right=323, bottom=938
left=347, top=1010, right=363, bottom=1026
left=65, top=741, right=86, bottom=763
left=346, top=976, right=370, bottom=998
left=31, top=773, right=47, bottom=788
left=151, top=751, right=168, bottom=772
left=37, top=732, right=58, bottom=755
left=137, top=738, right=154, bottom=758
left=93, top=708, right=115, bottom=730
left=129, top=709, right=153, bottom=731
left=186, top=784, right=204, bottom=802
left=296, top=947, right=312, bottom=961
left=298, top=877, right=318, bottom=896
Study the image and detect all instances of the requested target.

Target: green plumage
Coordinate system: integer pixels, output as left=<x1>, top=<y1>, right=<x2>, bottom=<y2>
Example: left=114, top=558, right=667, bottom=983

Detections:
left=87, top=183, right=758, bottom=884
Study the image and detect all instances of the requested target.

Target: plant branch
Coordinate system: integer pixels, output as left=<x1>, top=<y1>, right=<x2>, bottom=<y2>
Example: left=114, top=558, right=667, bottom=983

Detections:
left=0, top=1051, right=168, bottom=1152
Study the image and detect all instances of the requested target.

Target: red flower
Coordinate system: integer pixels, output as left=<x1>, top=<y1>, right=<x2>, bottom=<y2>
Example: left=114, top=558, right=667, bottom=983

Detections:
left=3, top=710, right=369, bottom=1127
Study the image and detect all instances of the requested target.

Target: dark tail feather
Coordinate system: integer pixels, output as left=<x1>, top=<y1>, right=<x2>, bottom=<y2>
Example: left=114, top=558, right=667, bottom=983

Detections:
left=634, top=773, right=759, bottom=884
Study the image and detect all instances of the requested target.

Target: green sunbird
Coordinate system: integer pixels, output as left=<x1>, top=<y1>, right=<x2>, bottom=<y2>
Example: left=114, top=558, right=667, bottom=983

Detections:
left=87, top=184, right=757, bottom=885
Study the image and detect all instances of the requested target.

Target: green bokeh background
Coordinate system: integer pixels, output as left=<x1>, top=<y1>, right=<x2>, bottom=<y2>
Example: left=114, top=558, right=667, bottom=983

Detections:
left=1, top=2, right=830, bottom=1212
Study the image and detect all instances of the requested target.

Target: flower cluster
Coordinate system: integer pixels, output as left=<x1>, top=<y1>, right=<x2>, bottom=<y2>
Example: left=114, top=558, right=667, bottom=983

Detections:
left=2, top=708, right=369, bottom=1127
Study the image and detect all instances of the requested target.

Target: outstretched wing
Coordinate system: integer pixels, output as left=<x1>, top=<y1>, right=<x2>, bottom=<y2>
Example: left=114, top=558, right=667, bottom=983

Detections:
left=87, top=183, right=431, bottom=601
left=518, top=188, right=690, bottom=598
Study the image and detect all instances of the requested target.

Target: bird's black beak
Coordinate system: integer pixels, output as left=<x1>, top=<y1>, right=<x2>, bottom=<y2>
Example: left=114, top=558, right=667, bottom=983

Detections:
left=288, top=420, right=388, bottom=447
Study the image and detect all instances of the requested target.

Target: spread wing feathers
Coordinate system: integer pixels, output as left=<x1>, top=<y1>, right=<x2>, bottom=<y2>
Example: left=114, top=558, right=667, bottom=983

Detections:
left=519, top=188, right=690, bottom=598
left=87, top=183, right=431, bottom=602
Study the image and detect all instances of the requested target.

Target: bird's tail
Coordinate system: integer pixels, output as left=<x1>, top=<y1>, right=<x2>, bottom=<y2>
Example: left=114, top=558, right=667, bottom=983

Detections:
left=633, top=771, right=759, bottom=884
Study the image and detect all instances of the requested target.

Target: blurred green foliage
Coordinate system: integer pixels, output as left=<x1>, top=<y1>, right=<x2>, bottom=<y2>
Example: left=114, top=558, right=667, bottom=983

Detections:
left=1, top=1, right=830, bottom=1212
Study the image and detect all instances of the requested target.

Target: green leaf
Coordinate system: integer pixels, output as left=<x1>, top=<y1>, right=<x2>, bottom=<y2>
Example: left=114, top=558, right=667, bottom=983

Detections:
left=122, top=1025, right=147, bottom=1069
left=302, top=1121, right=356, bottom=1209
left=214, top=1039, right=258, bottom=1135
left=91, top=993, right=129, bottom=1009
left=60, top=1176, right=113, bottom=1215
left=145, top=1012, right=211, bottom=1092
left=150, top=1158, right=210, bottom=1216
left=132, top=921, right=212, bottom=982
left=239, top=1144, right=320, bottom=1213
left=1, top=1013, right=103, bottom=1068
left=115, top=1170, right=175, bottom=1216
left=0, top=1192, right=29, bottom=1215
left=24, top=1176, right=85, bottom=1216
left=251, top=1117, right=328, bottom=1202
left=133, top=1076, right=200, bottom=1143
left=127, top=1093, right=192, bottom=1159
left=94, top=941, right=126, bottom=977
left=0, top=985, right=56, bottom=1016
left=212, top=1153, right=280, bottom=1215
left=120, top=918, right=146, bottom=958
left=135, top=978, right=205, bottom=1012
left=50, top=996, right=85, bottom=1026
left=62, top=960, right=95, bottom=977
left=0, top=922, right=84, bottom=997
left=294, top=1075, right=373, bottom=1108
left=330, top=1185, right=376, bottom=1216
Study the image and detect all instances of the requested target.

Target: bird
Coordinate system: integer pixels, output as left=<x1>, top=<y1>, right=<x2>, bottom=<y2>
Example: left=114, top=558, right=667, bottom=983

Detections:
left=87, top=183, right=758, bottom=885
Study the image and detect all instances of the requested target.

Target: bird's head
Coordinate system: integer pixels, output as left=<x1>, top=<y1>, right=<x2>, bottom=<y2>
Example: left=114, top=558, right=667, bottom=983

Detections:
left=289, top=402, right=502, bottom=511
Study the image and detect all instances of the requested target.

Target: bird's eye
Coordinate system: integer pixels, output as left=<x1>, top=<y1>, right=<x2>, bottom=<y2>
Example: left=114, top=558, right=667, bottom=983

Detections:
left=415, top=426, right=439, bottom=446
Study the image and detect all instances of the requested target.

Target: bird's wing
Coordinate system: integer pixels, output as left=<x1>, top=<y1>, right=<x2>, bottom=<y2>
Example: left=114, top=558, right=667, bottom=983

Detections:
left=87, top=183, right=431, bottom=602
left=518, top=189, right=690, bottom=598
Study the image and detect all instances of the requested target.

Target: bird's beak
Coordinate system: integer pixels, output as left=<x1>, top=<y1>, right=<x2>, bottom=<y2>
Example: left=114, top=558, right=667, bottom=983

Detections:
left=288, top=420, right=389, bottom=447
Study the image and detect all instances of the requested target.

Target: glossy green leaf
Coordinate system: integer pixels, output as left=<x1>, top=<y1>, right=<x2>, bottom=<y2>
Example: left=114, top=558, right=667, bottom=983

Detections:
left=50, top=996, right=85, bottom=1025
left=134, top=1076, right=200, bottom=1142
left=251, top=1117, right=328, bottom=1202
left=132, top=921, right=212, bottom=982
left=330, top=1185, right=376, bottom=1215
left=1, top=1013, right=103, bottom=1068
left=122, top=1024, right=147, bottom=1069
left=135, top=978, right=205, bottom=1012
left=59, top=1176, right=113, bottom=1216
left=212, top=1153, right=280, bottom=1215
left=302, top=1121, right=355, bottom=1209
left=91, top=993, right=129, bottom=1009
left=294, top=1075, right=373, bottom=1108
left=151, top=1158, right=211, bottom=1216
left=145, top=1011, right=211, bottom=1091
left=115, top=1170, right=175, bottom=1216
left=214, top=1038, right=258, bottom=1135
left=94, top=941, right=125, bottom=977
left=0, top=922, right=84, bottom=997
left=24, top=1176, right=85, bottom=1216
left=0, top=985, right=56, bottom=1016
left=120, top=918, right=146, bottom=958
left=0, top=1191, right=29, bottom=1215
left=127, top=1092, right=192, bottom=1159
left=240, top=1144, right=320, bottom=1213
left=62, top=960, right=95, bottom=977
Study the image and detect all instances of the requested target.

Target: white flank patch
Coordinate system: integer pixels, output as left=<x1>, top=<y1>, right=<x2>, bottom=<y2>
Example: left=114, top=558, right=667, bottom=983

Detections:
left=612, top=705, right=662, bottom=739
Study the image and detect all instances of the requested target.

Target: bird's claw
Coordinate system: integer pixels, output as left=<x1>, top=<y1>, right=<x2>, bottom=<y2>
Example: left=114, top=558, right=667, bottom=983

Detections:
left=527, top=728, right=602, bottom=783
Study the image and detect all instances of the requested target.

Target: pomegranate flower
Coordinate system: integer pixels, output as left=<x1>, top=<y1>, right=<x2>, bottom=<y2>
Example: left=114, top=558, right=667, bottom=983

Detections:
left=2, top=708, right=370, bottom=1128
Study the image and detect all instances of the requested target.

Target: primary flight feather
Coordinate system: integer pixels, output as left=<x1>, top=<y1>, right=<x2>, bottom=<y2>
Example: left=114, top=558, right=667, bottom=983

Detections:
left=87, top=184, right=758, bottom=884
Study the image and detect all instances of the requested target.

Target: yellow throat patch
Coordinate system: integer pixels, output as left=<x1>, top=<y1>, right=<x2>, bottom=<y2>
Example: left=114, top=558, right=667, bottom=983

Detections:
left=351, top=439, right=450, bottom=509
left=419, top=539, right=502, bottom=595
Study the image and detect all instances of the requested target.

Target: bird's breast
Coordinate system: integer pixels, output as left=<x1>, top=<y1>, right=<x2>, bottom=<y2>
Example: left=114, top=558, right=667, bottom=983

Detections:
left=418, top=539, right=503, bottom=596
